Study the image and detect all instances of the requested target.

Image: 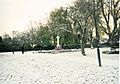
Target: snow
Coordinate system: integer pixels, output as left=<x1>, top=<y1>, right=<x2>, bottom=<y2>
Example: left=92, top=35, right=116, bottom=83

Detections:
left=0, top=48, right=119, bottom=84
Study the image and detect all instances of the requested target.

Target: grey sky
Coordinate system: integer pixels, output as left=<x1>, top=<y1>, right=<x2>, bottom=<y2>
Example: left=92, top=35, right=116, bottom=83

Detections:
left=0, top=0, right=74, bottom=36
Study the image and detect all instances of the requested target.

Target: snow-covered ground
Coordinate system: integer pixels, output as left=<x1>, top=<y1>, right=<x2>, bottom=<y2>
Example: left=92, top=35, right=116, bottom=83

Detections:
left=0, top=48, right=119, bottom=84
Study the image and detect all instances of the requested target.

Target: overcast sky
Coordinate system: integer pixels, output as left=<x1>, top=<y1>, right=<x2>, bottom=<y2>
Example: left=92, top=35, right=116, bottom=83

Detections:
left=0, top=0, right=74, bottom=36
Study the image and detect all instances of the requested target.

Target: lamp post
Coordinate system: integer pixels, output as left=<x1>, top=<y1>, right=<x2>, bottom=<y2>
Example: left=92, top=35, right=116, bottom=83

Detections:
left=12, top=31, right=15, bottom=54
left=93, top=0, right=102, bottom=67
left=85, top=0, right=102, bottom=66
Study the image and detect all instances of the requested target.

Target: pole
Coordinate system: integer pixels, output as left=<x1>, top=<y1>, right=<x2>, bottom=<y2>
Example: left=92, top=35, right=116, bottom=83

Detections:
left=12, top=31, right=15, bottom=54
left=93, top=0, right=102, bottom=67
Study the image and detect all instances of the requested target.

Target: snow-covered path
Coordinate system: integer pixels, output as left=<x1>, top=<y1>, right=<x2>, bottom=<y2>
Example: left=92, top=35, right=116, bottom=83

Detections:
left=0, top=48, right=119, bottom=84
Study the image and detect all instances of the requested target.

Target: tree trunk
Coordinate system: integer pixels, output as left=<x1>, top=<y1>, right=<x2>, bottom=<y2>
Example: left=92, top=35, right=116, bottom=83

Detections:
left=108, top=17, right=118, bottom=50
left=107, top=34, right=113, bottom=50
left=81, top=34, right=86, bottom=56
left=90, top=31, right=93, bottom=49
left=81, top=43, right=86, bottom=56
left=53, top=34, right=56, bottom=46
